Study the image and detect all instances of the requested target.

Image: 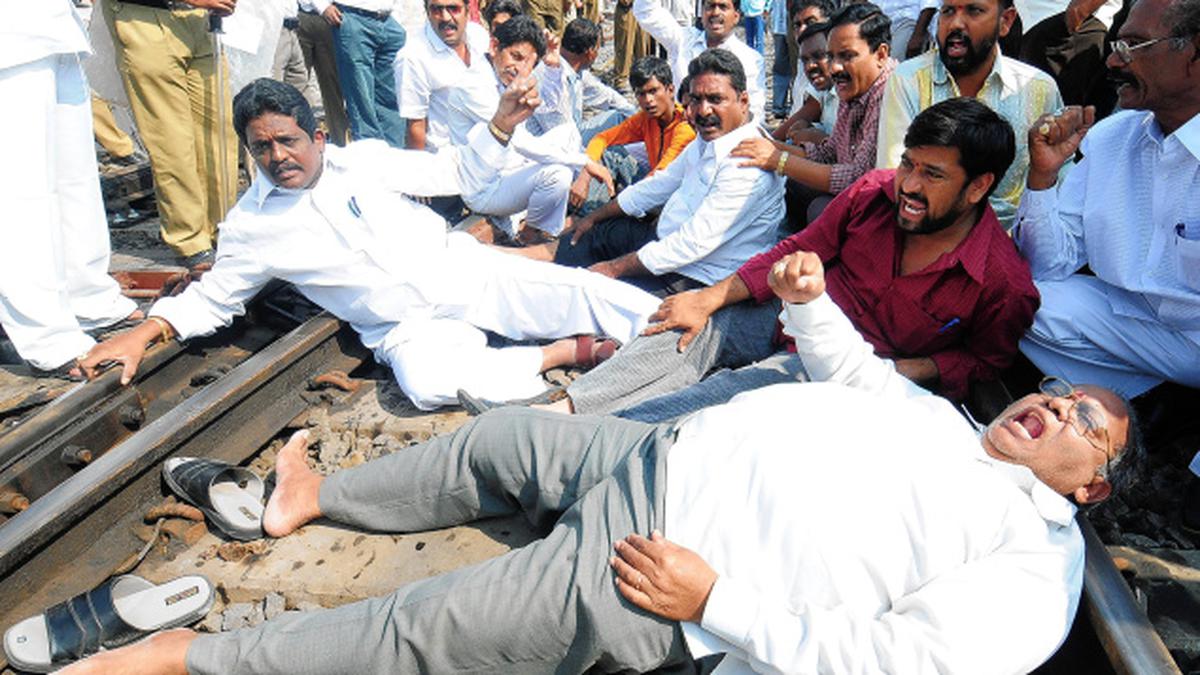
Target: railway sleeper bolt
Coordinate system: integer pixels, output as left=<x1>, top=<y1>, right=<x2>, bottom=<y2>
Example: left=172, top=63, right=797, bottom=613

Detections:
left=61, top=445, right=94, bottom=467
left=119, top=403, right=146, bottom=429
left=0, top=490, right=30, bottom=514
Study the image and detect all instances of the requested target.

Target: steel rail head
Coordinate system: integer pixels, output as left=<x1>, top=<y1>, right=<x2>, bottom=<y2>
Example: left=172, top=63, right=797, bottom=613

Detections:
left=0, top=314, right=347, bottom=580
left=1079, top=515, right=1182, bottom=675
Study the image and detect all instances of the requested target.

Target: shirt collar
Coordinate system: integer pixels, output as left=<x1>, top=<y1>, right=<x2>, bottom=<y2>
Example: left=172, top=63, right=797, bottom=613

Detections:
left=1151, top=110, right=1200, bottom=162
left=968, top=436, right=1079, bottom=527
left=703, top=119, right=763, bottom=162
left=882, top=171, right=1003, bottom=285
left=930, top=47, right=1011, bottom=94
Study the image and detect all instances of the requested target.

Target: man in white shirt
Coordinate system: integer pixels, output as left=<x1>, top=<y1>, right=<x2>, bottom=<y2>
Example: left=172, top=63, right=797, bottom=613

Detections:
left=394, top=0, right=492, bottom=152
left=61, top=248, right=1138, bottom=675
left=634, top=0, right=768, bottom=121
left=556, top=18, right=639, bottom=145
left=310, top=0, right=407, bottom=146
left=1012, top=0, right=1200, bottom=524
left=0, top=1, right=140, bottom=373
left=517, top=49, right=784, bottom=299
left=78, top=78, right=660, bottom=411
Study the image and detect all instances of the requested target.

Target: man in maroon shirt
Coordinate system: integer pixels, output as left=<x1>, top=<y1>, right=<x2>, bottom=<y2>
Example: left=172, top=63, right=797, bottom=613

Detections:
left=527, top=97, right=1039, bottom=422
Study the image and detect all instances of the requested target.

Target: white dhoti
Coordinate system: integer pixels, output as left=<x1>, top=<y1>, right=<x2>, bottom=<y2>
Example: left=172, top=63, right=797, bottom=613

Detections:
left=0, top=53, right=135, bottom=369
left=379, top=237, right=660, bottom=409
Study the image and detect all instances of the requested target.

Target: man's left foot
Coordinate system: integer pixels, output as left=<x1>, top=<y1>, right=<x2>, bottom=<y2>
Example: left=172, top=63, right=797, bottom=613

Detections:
left=262, top=430, right=325, bottom=537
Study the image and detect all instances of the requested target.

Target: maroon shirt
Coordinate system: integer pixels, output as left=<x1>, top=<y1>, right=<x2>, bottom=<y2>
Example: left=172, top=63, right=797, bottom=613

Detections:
left=736, top=169, right=1039, bottom=400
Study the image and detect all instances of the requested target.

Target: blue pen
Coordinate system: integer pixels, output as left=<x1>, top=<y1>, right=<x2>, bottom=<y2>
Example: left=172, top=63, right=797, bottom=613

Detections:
left=348, top=196, right=362, bottom=218
left=938, top=317, right=960, bottom=334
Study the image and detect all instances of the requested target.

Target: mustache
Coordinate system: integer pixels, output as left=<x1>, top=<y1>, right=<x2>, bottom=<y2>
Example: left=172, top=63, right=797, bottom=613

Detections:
left=1107, top=70, right=1136, bottom=87
left=898, top=190, right=928, bottom=207
left=831, top=72, right=850, bottom=84
left=943, top=29, right=972, bottom=47
left=270, top=161, right=303, bottom=175
left=694, top=114, right=721, bottom=127
left=438, top=20, right=457, bottom=31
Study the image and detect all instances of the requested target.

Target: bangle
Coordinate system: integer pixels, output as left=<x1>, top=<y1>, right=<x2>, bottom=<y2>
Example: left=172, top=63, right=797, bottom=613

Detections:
left=488, top=121, right=512, bottom=145
left=147, top=316, right=172, bottom=345
left=775, top=151, right=789, bottom=176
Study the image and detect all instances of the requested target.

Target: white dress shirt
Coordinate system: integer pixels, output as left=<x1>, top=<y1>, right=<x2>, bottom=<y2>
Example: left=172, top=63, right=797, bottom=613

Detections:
left=632, top=0, right=767, bottom=122
left=150, top=128, right=659, bottom=407
left=664, top=292, right=1084, bottom=674
left=616, top=121, right=784, bottom=284
left=394, top=21, right=493, bottom=152
left=1, top=0, right=90, bottom=70
left=1015, top=110, right=1200, bottom=343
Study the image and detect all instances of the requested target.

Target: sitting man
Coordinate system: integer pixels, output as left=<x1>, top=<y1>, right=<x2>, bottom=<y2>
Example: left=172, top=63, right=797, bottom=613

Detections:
left=539, top=97, right=1038, bottom=422
left=553, top=18, right=639, bottom=145
left=61, top=248, right=1138, bottom=675
left=569, top=56, right=696, bottom=211
left=876, top=0, right=1063, bottom=227
left=1011, top=0, right=1200, bottom=522
left=773, top=21, right=837, bottom=147
left=515, top=50, right=784, bottom=299
left=634, top=0, right=767, bottom=122
left=439, top=16, right=603, bottom=241
left=731, top=3, right=896, bottom=227
left=78, top=78, right=660, bottom=411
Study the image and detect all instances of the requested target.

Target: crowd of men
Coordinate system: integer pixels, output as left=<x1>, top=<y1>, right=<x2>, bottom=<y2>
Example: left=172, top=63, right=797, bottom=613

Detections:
left=3, top=0, right=1200, bottom=670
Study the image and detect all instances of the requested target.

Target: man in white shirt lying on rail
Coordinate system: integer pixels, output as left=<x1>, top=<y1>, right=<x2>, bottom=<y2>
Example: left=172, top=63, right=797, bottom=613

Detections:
left=77, top=78, right=660, bottom=411
left=65, top=249, right=1140, bottom=675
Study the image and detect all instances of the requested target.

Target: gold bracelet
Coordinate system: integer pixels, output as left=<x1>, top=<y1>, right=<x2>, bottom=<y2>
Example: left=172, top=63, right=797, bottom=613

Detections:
left=775, top=151, right=789, bottom=176
left=147, top=316, right=173, bottom=345
left=488, top=121, right=512, bottom=145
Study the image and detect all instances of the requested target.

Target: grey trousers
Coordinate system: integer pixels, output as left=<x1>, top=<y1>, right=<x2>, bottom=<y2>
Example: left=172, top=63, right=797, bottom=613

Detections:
left=567, top=299, right=787, bottom=419
left=186, top=409, right=691, bottom=675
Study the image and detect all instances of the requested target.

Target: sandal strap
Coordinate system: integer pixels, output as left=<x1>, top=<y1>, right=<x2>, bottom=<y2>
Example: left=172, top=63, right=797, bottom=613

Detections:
left=170, top=459, right=261, bottom=511
left=45, top=577, right=139, bottom=663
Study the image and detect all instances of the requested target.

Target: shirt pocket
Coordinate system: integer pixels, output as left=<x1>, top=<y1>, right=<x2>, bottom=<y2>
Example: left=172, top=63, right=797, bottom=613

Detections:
left=875, top=291, right=962, bottom=357
left=1177, top=223, right=1200, bottom=291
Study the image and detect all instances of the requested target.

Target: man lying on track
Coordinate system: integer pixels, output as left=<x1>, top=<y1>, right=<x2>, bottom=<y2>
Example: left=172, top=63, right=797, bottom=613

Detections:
left=76, top=78, right=660, bottom=411
left=63, top=250, right=1141, bottom=675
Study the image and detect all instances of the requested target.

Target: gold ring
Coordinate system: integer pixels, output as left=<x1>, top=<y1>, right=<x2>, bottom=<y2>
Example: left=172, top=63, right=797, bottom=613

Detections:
left=1038, top=122, right=1051, bottom=136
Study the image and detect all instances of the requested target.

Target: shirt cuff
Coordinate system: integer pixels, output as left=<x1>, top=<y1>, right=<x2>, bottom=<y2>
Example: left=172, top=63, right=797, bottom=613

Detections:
left=700, top=575, right=776, bottom=649
left=467, top=121, right=508, bottom=166
left=1013, top=186, right=1057, bottom=242
left=616, top=189, right=649, bottom=218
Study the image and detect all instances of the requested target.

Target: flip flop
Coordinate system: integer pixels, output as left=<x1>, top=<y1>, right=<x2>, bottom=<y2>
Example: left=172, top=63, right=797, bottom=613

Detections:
left=3, top=574, right=213, bottom=673
left=162, top=457, right=265, bottom=541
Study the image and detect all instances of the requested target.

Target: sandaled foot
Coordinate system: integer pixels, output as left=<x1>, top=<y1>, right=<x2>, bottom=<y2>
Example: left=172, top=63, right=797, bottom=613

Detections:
left=56, top=629, right=196, bottom=675
left=262, top=430, right=324, bottom=538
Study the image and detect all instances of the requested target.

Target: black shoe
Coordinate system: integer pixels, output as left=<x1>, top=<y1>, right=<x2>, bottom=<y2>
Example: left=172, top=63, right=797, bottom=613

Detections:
left=179, top=249, right=215, bottom=274
left=1183, top=475, right=1200, bottom=531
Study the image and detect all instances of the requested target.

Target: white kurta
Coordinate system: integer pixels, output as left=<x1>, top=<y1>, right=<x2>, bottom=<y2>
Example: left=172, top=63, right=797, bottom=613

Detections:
left=151, top=128, right=659, bottom=409
left=664, top=293, right=1085, bottom=674
left=0, top=0, right=136, bottom=369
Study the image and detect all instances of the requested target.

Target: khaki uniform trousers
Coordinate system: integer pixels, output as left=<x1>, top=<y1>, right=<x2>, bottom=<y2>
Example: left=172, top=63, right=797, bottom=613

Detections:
left=525, top=0, right=566, bottom=33
left=102, top=0, right=237, bottom=258
left=613, top=0, right=651, bottom=87
left=90, top=93, right=134, bottom=158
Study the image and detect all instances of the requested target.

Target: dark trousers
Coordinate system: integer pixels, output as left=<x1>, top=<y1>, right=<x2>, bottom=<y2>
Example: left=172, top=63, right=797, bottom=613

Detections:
left=554, top=216, right=704, bottom=298
left=1019, top=14, right=1115, bottom=115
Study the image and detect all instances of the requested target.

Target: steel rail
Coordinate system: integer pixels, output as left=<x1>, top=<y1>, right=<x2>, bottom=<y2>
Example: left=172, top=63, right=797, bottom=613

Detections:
left=1080, top=516, right=1181, bottom=675
left=0, top=313, right=366, bottom=664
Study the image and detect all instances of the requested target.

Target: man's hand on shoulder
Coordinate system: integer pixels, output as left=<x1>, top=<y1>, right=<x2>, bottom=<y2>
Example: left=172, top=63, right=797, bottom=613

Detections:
left=1027, top=105, right=1095, bottom=190
left=182, top=0, right=236, bottom=15
left=611, top=531, right=717, bottom=623
left=768, top=251, right=825, bottom=305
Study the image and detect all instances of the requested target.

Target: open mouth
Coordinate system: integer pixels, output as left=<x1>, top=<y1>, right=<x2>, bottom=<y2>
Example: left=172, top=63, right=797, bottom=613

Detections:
left=1011, top=410, right=1046, bottom=440
left=945, top=39, right=969, bottom=58
left=899, top=194, right=927, bottom=219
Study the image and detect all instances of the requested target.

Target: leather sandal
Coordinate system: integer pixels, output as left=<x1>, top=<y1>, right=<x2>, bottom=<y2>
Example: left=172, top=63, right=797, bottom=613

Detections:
left=162, top=457, right=265, bottom=541
left=3, top=574, right=213, bottom=672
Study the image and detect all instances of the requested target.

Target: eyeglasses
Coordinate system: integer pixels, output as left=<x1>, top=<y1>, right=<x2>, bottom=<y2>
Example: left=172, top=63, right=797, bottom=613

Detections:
left=1039, top=377, right=1114, bottom=479
left=1109, top=36, right=1183, bottom=65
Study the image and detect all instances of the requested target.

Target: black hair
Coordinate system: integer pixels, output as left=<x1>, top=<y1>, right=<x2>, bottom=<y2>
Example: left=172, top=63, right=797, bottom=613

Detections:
left=828, top=2, right=891, bottom=52
left=686, top=48, right=747, bottom=94
left=677, top=74, right=691, bottom=103
left=1165, top=0, right=1200, bottom=39
left=630, top=56, right=674, bottom=91
left=232, top=78, right=317, bottom=147
left=483, top=0, right=522, bottom=26
left=1103, top=396, right=1145, bottom=498
left=903, top=97, right=1016, bottom=199
left=797, top=20, right=830, bottom=44
left=789, top=0, right=834, bottom=20
left=492, top=14, right=547, bottom=59
left=562, top=18, right=601, bottom=54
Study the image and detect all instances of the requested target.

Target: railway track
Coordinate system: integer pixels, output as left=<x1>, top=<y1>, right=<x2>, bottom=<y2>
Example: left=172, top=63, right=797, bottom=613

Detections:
left=0, top=309, right=1184, bottom=673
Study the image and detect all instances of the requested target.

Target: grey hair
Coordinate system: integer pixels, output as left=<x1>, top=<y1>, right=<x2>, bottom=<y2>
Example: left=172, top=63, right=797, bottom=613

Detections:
left=1164, top=0, right=1200, bottom=39
left=1101, top=394, right=1144, bottom=497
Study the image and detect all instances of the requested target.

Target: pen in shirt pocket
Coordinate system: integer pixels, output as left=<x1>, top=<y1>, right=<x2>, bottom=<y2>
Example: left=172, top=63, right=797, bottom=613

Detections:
left=938, top=317, right=961, bottom=334
left=348, top=196, right=362, bottom=218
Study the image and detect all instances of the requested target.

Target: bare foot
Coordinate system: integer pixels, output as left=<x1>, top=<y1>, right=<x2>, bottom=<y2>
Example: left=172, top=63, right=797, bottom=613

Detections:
left=262, top=430, right=324, bottom=537
left=57, top=629, right=194, bottom=675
